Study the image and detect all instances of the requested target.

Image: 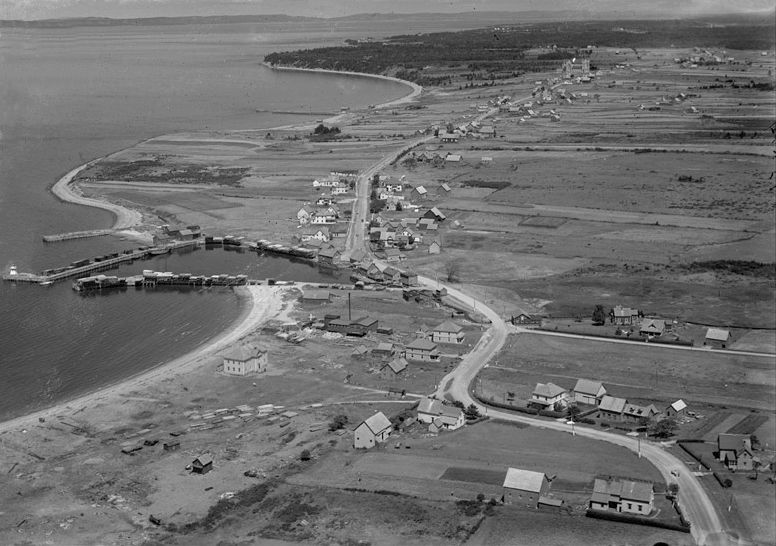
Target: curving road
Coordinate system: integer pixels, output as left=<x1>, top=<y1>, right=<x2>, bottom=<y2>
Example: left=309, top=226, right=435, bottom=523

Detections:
left=344, top=98, right=730, bottom=545
left=422, top=276, right=729, bottom=546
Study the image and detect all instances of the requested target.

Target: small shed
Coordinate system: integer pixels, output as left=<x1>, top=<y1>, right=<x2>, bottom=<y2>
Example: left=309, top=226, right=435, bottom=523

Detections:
left=301, top=289, right=331, bottom=303
left=664, top=399, right=687, bottom=418
left=428, top=240, right=441, bottom=255
left=383, top=357, right=408, bottom=374
left=192, top=454, right=213, bottom=474
left=705, top=328, right=730, bottom=349
left=163, top=440, right=180, bottom=452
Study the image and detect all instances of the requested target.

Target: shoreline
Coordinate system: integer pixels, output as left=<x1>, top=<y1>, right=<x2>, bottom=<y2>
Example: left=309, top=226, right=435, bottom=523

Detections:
left=51, top=158, right=143, bottom=231
left=3, top=64, right=411, bottom=433
left=262, top=62, right=423, bottom=110
left=0, top=285, right=289, bottom=434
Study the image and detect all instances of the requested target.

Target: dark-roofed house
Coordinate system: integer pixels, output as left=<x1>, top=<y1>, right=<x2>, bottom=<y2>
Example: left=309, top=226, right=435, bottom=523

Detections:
left=597, top=395, right=627, bottom=421
left=404, top=338, right=440, bottom=362
left=301, top=289, right=331, bottom=303
left=384, top=248, right=402, bottom=262
left=612, top=305, right=639, bottom=326
left=589, top=478, right=654, bottom=515
left=530, top=383, right=569, bottom=409
left=382, top=266, right=402, bottom=284
left=623, top=403, right=659, bottom=423
left=400, top=270, right=418, bottom=286
left=503, top=468, right=549, bottom=508
left=382, top=357, right=408, bottom=374
left=573, top=379, right=607, bottom=406
left=424, top=207, right=446, bottom=222
left=192, top=454, right=213, bottom=474
left=416, top=397, right=465, bottom=431
left=222, top=346, right=267, bottom=376
left=353, top=412, right=392, bottom=449
left=317, top=246, right=341, bottom=266
left=705, top=328, right=730, bottom=349
left=329, top=223, right=348, bottom=239
left=372, top=342, right=395, bottom=357
left=639, top=319, right=665, bottom=337
left=327, top=316, right=378, bottom=337
left=431, top=320, right=465, bottom=344
left=718, top=434, right=754, bottom=471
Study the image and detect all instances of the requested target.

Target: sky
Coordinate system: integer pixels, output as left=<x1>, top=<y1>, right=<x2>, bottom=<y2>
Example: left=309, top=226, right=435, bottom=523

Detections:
left=1, top=0, right=773, bottom=21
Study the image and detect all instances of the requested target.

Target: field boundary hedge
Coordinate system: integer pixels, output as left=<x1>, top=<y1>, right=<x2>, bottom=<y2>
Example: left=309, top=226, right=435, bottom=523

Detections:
left=586, top=509, right=690, bottom=533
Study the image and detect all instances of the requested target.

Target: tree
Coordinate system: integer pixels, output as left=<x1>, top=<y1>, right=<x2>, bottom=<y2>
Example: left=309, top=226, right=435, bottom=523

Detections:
left=300, top=449, right=311, bottom=461
left=328, top=414, right=348, bottom=431
left=445, top=260, right=460, bottom=282
left=649, top=417, right=677, bottom=438
left=592, top=304, right=606, bottom=325
left=464, top=404, right=481, bottom=420
left=667, top=482, right=680, bottom=497
left=566, top=404, right=581, bottom=419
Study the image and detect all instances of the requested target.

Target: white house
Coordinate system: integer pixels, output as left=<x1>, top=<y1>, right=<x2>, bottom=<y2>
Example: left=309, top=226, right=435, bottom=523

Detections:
left=404, top=338, right=440, bottom=362
left=573, top=379, right=607, bottom=406
left=530, top=382, right=569, bottom=409
left=416, top=397, right=465, bottom=431
left=353, top=412, right=392, bottom=449
left=222, top=346, right=267, bottom=376
left=430, top=320, right=465, bottom=344
left=503, top=468, right=549, bottom=508
left=298, top=227, right=329, bottom=243
left=589, top=478, right=654, bottom=515
left=297, top=205, right=314, bottom=225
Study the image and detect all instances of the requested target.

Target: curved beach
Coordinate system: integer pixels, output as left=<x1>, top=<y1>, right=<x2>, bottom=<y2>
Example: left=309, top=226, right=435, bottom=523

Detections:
left=0, top=285, right=288, bottom=433
left=263, top=62, right=423, bottom=109
left=51, top=159, right=143, bottom=231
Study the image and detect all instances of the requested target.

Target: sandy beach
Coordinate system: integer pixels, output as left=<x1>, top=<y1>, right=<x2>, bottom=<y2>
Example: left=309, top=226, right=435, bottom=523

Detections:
left=0, top=284, right=289, bottom=434
left=51, top=158, right=143, bottom=231
left=263, top=62, right=423, bottom=109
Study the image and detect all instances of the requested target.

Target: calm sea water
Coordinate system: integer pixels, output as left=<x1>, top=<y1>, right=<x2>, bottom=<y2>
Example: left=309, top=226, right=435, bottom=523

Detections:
left=0, top=23, right=408, bottom=420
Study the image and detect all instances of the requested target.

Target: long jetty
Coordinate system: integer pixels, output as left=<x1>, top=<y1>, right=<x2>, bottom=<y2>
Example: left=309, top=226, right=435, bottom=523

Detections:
left=42, top=229, right=114, bottom=243
left=3, top=239, right=200, bottom=285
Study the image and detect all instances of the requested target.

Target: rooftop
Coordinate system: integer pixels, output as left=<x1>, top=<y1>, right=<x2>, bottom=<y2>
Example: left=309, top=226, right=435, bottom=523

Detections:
left=503, top=468, right=546, bottom=493
left=361, top=411, right=392, bottom=434
left=573, top=378, right=605, bottom=396
left=599, top=395, right=627, bottom=414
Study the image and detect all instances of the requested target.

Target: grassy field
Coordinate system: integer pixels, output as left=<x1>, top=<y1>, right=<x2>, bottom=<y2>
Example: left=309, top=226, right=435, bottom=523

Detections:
left=481, top=332, right=776, bottom=411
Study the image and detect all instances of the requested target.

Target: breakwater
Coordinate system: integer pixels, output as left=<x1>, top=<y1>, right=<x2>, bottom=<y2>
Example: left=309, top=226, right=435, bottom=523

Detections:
left=42, top=229, right=114, bottom=242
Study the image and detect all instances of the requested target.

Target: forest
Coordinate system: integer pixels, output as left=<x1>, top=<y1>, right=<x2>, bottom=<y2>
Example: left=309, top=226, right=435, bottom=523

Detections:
left=264, top=17, right=776, bottom=81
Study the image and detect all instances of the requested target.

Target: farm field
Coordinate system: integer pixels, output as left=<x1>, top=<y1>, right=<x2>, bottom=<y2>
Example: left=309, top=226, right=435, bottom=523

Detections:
left=480, top=332, right=776, bottom=411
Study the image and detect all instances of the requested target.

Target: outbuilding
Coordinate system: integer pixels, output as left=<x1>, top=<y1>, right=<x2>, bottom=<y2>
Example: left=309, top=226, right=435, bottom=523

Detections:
left=192, top=454, right=213, bottom=474
left=502, top=468, right=549, bottom=508
left=705, top=328, right=730, bottom=349
left=353, top=412, right=392, bottom=449
left=573, top=379, right=607, bottom=406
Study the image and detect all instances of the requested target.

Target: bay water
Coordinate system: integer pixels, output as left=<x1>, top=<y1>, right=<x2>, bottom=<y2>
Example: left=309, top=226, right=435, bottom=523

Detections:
left=0, top=22, right=409, bottom=420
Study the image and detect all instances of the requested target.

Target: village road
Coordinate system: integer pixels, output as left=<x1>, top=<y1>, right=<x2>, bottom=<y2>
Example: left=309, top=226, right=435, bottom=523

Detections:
left=424, top=275, right=731, bottom=546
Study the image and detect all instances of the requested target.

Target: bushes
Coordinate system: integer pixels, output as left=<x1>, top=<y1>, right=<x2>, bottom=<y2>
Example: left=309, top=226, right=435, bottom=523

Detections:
left=586, top=509, right=690, bottom=533
left=538, top=409, right=566, bottom=418
left=713, top=472, right=733, bottom=488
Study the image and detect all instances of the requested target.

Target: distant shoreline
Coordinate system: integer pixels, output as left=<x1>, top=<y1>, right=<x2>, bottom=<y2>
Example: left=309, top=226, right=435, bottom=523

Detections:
left=262, top=62, right=423, bottom=110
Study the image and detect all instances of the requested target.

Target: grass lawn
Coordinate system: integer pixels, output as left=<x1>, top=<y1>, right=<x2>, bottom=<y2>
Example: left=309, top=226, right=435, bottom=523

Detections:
left=488, top=333, right=776, bottom=411
left=440, top=466, right=506, bottom=486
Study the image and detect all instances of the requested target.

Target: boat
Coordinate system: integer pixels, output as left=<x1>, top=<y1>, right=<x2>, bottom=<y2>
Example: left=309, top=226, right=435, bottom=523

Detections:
left=149, top=247, right=171, bottom=256
left=8, top=264, right=17, bottom=277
